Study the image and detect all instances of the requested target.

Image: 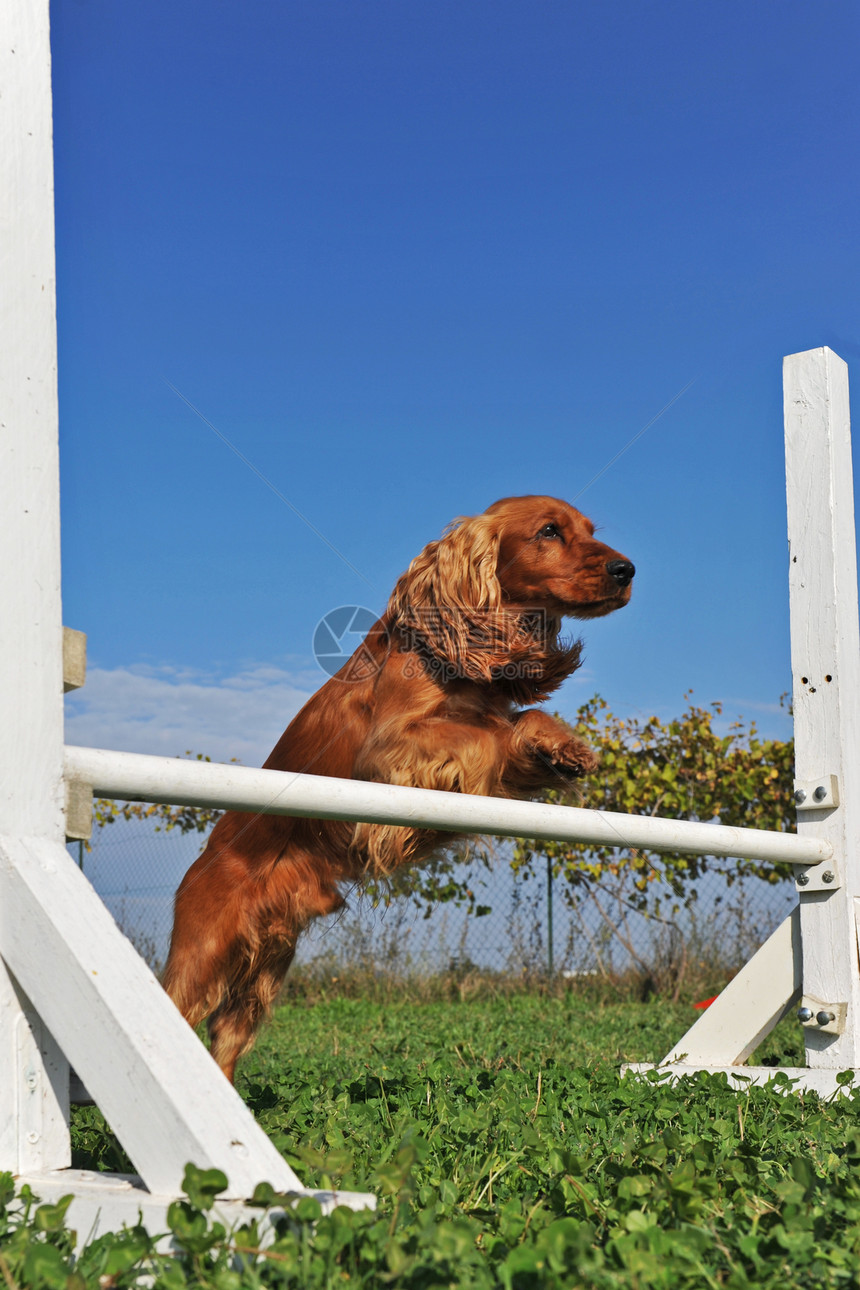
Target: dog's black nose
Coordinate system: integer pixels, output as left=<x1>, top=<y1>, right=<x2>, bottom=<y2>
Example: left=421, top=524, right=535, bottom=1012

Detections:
left=607, top=559, right=635, bottom=588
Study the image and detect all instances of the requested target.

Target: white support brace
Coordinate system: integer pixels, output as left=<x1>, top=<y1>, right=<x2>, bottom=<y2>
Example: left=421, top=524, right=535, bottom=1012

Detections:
left=650, top=909, right=802, bottom=1067
left=0, top=832, right=309, bottom=1198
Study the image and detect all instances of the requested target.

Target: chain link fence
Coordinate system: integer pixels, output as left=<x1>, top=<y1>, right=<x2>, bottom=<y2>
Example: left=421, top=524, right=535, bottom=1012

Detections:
left=69, top=814, right=797, bottom=998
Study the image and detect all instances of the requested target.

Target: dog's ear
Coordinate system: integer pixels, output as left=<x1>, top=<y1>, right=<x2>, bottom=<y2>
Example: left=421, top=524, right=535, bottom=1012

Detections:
left=390, top=514, right=501, bottom=616
left=387, top=515, right=501, bottom=675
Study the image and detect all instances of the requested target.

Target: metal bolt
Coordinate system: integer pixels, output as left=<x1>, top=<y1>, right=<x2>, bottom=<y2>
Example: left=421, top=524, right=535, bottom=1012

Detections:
left=794, top=788, right=807, bottom=805
left=822, top=870, right=835, bottom=884
left=817, top=1011, right=836, bottom=1026
left=797, top=1006, right=814, bottom=1022
left=813, top=785, right=828, bottom=803
left=797, top=873, right=810, bottom=886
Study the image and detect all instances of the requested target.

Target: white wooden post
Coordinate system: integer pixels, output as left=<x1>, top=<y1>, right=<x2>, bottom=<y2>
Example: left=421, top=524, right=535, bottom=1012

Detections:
left=627, top=347, right=860, bottom=1093
left=0, top=0, right=71, bottom=1177
left=1, top=0, right=373, bottom=1238
left=784, top=346, right=860, bottom=1068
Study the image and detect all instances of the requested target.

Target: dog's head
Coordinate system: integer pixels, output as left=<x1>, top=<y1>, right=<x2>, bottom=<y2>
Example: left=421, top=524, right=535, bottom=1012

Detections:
left=484, top=495, right=634, bottom=620
left=391, top=495, right=633, bottom=620
left=387, top=496, right=633, bottom=688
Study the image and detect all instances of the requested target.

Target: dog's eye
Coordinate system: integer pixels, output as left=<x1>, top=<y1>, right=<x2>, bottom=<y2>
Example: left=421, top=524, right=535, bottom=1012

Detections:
left=537, top=523, right=562, bottom=540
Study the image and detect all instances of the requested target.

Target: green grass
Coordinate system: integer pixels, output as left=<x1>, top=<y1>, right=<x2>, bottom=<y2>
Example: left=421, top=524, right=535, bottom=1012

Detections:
left=252, top=993, right=703, bottom=1069
left=4, top=993, right=860, bottom=1288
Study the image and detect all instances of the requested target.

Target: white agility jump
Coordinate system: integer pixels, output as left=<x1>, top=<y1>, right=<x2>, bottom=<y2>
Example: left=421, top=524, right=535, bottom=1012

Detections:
left=4, top=0, right=860, bottom=1246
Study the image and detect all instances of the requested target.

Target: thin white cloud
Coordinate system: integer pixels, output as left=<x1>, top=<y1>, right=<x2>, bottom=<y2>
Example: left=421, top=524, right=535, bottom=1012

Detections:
left=64, top=661, right=319, bottom=766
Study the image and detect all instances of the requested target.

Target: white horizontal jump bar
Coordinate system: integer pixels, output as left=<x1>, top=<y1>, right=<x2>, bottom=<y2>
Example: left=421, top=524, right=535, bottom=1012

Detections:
left=65, top=746, right=830, bottom=868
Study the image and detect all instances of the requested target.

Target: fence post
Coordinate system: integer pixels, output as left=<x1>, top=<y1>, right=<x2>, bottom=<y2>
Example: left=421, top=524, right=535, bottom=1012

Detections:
left=546, top=855, right=554, bottom=977
left=784, top=347, right=860, bottom=1068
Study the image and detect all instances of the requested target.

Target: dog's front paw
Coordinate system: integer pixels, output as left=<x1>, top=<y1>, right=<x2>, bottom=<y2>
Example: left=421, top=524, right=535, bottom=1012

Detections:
left=510, top=709, right=598, bottom=790
left=536, top=735, right=598, bottom=782
left=515, top=706, right=603, bottom=784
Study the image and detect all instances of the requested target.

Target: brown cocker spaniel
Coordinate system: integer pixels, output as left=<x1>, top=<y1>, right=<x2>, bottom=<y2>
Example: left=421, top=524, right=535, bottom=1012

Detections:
left=163, top=495, right=634, bottom=1079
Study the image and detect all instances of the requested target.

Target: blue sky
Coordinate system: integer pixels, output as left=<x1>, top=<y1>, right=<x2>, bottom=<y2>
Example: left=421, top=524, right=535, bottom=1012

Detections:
left=54, top=0, right=860, bottom=765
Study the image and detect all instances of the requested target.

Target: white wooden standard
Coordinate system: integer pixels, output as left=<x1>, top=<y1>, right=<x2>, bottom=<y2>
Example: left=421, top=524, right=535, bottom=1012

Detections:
left=784, top=347, right=860, bottom=1067
left=0, top=0, right=70, bottom=1178
left=1, top=0, right=374, bottom=1239
left=627, top=347, right=860, bottom=1092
